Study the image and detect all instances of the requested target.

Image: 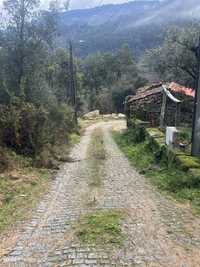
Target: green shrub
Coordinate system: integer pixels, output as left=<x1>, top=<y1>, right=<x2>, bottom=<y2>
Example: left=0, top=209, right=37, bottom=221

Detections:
left=0, top=102, right=76, bottom=158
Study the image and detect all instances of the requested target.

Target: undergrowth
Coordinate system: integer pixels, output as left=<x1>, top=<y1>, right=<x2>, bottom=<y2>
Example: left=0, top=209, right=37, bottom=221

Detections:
left=113, top=129, right=200, bottom=213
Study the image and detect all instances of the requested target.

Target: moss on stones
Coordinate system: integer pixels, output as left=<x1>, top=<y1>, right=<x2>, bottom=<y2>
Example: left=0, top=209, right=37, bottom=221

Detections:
left=189, top=168, right=200, bottom=179
left=128, top=121, right=200, bottom=180
left=175, top=155, right=200, bottom=171
left=146, top=128, right=165, bottom=138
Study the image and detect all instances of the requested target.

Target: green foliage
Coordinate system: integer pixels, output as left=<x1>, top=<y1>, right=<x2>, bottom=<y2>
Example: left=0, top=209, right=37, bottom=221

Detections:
left=0, top=102, right=75, bottom=157
left=0, top=1, right=78, bottom=165
left=176, top=155, right=200, bottom=171
left=82, top=45, right=146, bottom=113
left=113, top=129, right=200, bottom=212
left=59, top=1, right=166, bottom=58
left=75, top=210, right=125, bottom=246
left=141, top=22, right=199, bottom=87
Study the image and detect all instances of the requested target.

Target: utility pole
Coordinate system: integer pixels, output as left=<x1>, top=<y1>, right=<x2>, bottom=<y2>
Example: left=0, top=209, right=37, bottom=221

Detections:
left=191, top=36, right=200, bottom=156
left=69, top=41, right=78, bottom=125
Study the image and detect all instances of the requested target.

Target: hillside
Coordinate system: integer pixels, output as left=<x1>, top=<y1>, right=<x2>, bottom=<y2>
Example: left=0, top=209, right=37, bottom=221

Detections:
left=61, top=1, right=162, bottom=27
left=57, top=0, right=200, bottom=57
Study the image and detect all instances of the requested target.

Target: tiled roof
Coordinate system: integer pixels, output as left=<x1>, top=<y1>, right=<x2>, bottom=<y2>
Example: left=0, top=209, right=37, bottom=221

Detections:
left=128, top=84, right=162, bottom=103
left=128, top=82, right=194, bottom=104
left=169, top=82, right=194, bottom=98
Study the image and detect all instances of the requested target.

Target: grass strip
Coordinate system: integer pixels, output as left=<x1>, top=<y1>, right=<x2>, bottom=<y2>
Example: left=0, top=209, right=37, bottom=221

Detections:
left=87, top=128, right=106, bottom=187
left=113, top=129, right=200, bottom=214
left=75, top=210, right=125, bottom=246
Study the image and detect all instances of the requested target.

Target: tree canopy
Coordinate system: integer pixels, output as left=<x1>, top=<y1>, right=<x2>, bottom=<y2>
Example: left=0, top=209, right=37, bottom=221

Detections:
left=140, top=23, right=200, bottom=88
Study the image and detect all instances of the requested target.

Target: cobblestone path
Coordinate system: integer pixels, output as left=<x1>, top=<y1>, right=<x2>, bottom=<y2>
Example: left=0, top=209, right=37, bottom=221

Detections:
left=1, top=120, right=200, bottom=267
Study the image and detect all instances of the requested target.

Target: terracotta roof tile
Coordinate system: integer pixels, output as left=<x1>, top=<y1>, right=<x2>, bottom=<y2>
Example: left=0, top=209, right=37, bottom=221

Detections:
left=169, top=82, right=194, bottom=98
left=128, top=82, right=194, bottom=104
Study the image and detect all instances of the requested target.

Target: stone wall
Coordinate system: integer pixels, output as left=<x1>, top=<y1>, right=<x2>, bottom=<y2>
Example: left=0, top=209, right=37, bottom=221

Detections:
left=128, top=92, right=194, bottom=127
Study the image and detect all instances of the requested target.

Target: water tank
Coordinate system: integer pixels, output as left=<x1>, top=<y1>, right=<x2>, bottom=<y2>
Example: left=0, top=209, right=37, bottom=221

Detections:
left=166, top=127, right=179, bottom=147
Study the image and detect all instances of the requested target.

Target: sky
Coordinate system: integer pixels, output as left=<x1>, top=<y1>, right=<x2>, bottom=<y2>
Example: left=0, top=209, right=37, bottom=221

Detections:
left=0, top=0, right=130, bottom=10
left=69, top=0, right=130, bottom=10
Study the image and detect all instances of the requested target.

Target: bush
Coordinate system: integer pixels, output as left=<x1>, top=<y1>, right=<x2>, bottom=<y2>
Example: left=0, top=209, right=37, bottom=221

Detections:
left=0, top=102, right=76, bottom=158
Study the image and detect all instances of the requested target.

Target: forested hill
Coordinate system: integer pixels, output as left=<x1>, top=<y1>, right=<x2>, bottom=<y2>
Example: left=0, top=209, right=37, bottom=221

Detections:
left=57, top=1, right=164, bottom=57
left=60, top=1, right=162, bottom=27
left=57, top=0, right=200, bottom=57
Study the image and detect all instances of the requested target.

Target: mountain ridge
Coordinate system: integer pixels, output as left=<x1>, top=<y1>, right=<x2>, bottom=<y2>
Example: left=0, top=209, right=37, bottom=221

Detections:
left=57, top=0, right=200, bottom=57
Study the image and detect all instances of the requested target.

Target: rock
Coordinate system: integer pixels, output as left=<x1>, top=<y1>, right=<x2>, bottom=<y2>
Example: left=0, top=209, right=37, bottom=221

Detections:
left=118, top=113, right=126, bottom=118
left=35, top=156, right=60, bottom=170
left=111, top=113, right=118, bottom=119
left=103, top=114, right=111, bottom=119
left=175, top=155, right=200, bottom=171
left=47, top=159, right=60, bottom=170
left=83, top=110, right=100, bottom=119
left=9, top=174, right=21, bottom=180
left=59, top=155, right=76, bottom=163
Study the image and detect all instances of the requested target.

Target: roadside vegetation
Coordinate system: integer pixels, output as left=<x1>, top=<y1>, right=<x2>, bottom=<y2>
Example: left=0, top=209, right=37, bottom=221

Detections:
left=87, top=128, right=106, bottom=188
left=0, top=0, right=81, bottom=233
left=0, top=150, right=51, bottom=232
left=75, top=210, right=125, bottom=246
left=0, top=133, right=79, bottom=233
left=113, top=129, right=200, bottom=213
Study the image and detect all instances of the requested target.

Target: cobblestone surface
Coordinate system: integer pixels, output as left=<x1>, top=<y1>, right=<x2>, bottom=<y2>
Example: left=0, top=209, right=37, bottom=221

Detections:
left=1, top=120, right=200, bottom=267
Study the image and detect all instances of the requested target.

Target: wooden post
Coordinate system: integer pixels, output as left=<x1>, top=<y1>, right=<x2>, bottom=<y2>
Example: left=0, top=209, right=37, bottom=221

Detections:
left=192, top=36, right=200, bottom=156
left=69, top=41, right=78, bottom=125
left=175, top=102, right=181, bottom=127
left=160, top=90, right=167, bottom=128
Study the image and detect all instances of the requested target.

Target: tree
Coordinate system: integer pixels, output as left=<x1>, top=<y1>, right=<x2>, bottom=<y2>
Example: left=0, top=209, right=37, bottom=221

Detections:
left=141, top=23, right=200, bottom=87
left=81, top=45, right=146, bottom=113
left=1, top=0, right=59, bottom=104
left=46, top=48, right=70, bottom=103
left=63, top=0, right=70, bottom=11
left=3, top=0, right=39, bottom=97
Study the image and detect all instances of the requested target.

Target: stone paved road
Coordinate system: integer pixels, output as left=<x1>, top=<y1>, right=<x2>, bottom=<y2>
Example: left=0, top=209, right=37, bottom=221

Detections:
left=1, top=120, right=200, bottom=267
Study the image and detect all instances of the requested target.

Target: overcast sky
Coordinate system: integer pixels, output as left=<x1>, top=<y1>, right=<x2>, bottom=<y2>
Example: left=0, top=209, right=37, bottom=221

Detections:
left=69, top=0, right=130, bottom=10
left=0, top=0, right=130, bottom=10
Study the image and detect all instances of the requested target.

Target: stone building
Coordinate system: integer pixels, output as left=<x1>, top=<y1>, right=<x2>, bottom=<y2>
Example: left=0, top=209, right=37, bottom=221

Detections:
left=126, top=82, right=194, bottom=127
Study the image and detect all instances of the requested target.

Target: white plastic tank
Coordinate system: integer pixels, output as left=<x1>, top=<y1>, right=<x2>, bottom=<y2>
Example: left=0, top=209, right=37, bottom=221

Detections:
left=166, top=127, right=179, bottom=147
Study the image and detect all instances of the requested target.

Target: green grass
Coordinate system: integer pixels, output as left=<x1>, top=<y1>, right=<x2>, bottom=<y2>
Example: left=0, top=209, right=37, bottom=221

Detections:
left=87, top=128, right=106, bottom=187
left=178, top=127, right=192, bottom=143
left=75, top=210, right=125, bottom=246
left=113, top=130, right=200, bottom=213
left=69, top=133, right=81, bottom=146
